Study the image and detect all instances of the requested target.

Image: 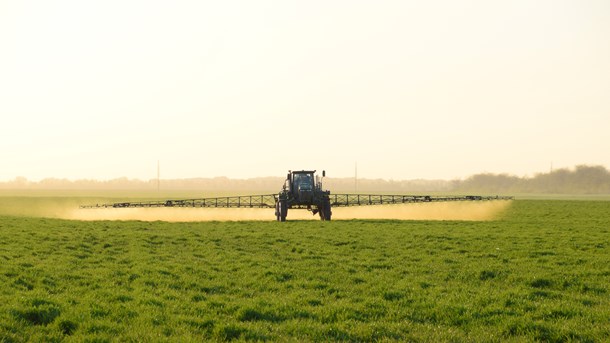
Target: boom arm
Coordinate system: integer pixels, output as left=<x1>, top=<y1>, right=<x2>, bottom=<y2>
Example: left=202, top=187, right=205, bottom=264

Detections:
left=329, top=194, right=512, bottom=206
left=80, top=194, right=278, bottom=209
left=81, top=194, right=512, bottom=209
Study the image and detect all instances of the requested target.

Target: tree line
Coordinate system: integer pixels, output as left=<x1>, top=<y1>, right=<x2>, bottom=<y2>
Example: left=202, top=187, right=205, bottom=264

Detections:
left=453, top=165, right=610, bottom=194
left=1, top=165, right=608, bottom=194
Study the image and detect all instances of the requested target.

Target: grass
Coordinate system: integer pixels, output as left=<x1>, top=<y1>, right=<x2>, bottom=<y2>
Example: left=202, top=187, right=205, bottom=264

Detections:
left=0, top=200, right=608, bottom=341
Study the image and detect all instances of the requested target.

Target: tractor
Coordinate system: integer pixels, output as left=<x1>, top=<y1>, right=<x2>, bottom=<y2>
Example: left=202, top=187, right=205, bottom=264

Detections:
left=275, top=170, right=331, bottom=222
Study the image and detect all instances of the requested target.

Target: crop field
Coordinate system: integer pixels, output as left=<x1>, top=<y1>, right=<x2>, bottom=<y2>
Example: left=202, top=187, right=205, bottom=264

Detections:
left=0, top=199, right=609, bottom=342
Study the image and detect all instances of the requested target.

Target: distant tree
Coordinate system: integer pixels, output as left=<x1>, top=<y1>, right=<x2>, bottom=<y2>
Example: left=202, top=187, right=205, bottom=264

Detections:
left=572, top=165, right=610, bottom=193
left=0, top=176, right=31, bottom=189
left=456, top=173, right=520, bottom=193
left=13, top=176, right=29, bottom=187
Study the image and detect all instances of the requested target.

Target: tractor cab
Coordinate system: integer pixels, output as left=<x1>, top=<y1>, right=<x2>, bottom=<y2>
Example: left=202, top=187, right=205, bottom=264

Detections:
left=288, top=170, right=315, bottom=203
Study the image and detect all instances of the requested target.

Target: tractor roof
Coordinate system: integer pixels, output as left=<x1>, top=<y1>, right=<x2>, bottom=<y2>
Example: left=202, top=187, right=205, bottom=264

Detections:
left=291, top=170, right=316, bottom=174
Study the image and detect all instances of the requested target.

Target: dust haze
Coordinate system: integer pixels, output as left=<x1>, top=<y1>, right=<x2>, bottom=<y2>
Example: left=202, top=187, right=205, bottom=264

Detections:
left=1, top=197, right=512, bottom=222
left=332, top=201, right=511, bottom=221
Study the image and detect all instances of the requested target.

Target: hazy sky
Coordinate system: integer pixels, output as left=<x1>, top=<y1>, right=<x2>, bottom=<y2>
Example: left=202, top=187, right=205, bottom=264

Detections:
left=1, top=0, right=609, bottom=181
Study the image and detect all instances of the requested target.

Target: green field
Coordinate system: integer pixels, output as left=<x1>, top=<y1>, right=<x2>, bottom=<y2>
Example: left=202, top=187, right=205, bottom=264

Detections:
left=0, top=200, right=609, bottom=342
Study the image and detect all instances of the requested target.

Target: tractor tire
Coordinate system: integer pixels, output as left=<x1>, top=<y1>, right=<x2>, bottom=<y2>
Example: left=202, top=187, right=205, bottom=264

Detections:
left=319, top=198, right=332, bottom=221
left=275, top=201, right=281, bottom=221
left=324, top=199, right=332, bottom=221
left=278, top=199, right=288, bottom=222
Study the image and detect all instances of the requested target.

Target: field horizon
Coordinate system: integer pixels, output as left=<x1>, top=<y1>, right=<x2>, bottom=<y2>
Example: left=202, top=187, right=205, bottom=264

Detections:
left=2, top=164, right=610, bottom=196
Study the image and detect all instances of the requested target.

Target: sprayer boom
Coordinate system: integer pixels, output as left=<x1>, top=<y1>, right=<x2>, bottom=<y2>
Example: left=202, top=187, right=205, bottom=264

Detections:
left=81, top=192, right=512, bottom=220
left=81, top=169, right=512, bottom=221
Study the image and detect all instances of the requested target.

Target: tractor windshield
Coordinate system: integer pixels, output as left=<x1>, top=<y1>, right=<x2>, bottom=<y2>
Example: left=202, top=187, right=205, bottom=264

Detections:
left=293, top=173, right=313, bottom=190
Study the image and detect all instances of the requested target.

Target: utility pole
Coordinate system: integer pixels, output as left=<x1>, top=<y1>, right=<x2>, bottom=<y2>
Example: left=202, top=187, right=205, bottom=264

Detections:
left=355, top=162, right=358, bottom=193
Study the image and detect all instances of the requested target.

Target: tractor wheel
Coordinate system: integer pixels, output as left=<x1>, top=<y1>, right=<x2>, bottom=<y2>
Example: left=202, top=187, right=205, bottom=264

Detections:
left=275, top=201, right=281, bottom=221
left=279, top=199, right=288, bottom=222
left=323, top=199, right=332, bottom=221
left=319, top=198, right=332, bottom=221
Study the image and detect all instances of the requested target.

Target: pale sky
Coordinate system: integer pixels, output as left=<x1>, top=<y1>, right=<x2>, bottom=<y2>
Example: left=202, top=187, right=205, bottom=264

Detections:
left=1, top=0, right=609, bottom=181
